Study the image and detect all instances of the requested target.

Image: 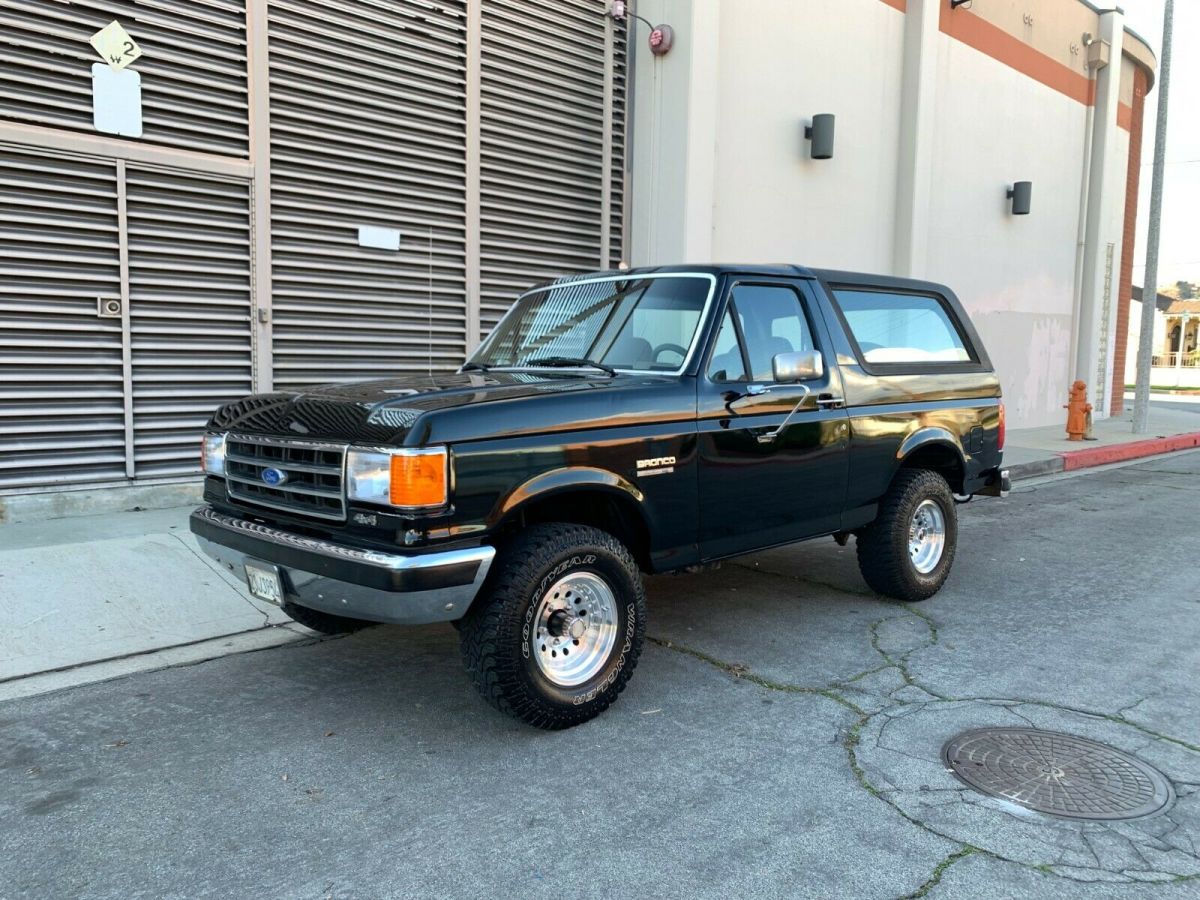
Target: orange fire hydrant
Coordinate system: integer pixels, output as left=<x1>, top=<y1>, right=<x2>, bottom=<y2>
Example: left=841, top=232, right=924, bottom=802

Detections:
left=1064, top=380, right=1092, bottom=441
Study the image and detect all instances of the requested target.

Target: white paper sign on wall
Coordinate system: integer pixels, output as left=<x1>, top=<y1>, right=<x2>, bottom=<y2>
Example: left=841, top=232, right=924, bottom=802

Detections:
left=89, top=20, right=143, bottom=71
left=358, top=226, right=402, bottom=251
left=92, top=63, right=143, bottom=137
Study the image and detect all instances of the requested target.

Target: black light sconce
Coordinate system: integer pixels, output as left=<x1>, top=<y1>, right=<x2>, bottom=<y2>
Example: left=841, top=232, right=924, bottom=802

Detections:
left=804, top=114, right=835, bottom=160
left=1007, top=181, right=1033, bottom=216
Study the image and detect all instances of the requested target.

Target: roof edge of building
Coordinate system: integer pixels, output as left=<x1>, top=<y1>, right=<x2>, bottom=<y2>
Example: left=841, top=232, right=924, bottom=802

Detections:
left=1069, top=0, right=1158, bottom=89
left=1121, top=24, right=1158, bottom=91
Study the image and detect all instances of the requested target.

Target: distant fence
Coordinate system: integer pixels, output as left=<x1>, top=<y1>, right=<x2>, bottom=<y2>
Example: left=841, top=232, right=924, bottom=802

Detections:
left=1151, top=352, right=1200, bottom=368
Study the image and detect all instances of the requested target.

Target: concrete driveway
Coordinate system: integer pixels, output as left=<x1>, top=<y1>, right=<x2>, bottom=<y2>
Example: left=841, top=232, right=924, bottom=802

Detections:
left=3, top=453, right=1199, bottom=899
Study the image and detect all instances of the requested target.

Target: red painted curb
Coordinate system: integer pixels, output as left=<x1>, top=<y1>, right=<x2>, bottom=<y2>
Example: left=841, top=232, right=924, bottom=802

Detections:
left=1057, top=432, right=1200, bottom=471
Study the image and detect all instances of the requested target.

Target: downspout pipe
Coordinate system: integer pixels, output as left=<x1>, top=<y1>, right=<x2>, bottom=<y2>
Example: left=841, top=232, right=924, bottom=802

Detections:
left=1074, top=9, right=1124, bottom=416
left=1068, top=62, right=1097, bottom=392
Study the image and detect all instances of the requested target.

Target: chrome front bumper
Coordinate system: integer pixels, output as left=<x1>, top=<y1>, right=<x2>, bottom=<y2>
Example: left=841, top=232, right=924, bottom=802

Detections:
left=190, top=506, right=495, bottom=625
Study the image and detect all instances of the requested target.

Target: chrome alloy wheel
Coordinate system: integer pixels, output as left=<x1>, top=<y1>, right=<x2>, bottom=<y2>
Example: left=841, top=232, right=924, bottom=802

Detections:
left=908, top=499, right=947, bottom=575
left=531, top=571, right=619, bottom=687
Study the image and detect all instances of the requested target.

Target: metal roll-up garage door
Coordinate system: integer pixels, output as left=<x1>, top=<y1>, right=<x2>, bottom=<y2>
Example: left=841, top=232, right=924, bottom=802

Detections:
left=0, top=147, right=125, bottom=490
left=0, top=0, right=250, bottom=157
left=478, top=0, right=617, bottom=333
left=0, top=150, right=254, bottom=490
left=125, top=168, right=253, bottom=478
left=267, top=0, right=469, bottom=387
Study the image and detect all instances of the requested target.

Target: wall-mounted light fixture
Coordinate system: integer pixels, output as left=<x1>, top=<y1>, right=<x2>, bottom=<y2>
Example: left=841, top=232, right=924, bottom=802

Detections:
left=608, top=2, right=674, bottom=57
left=804, top=114, right=835, bottom=160
left=1007, top=181, right=1033, bottom=216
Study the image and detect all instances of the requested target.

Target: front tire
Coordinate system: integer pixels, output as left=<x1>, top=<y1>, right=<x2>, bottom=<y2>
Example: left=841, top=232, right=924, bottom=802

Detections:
left=856, top=469, right=957, bottom=601
left=459, top=523, right=646, bottom=729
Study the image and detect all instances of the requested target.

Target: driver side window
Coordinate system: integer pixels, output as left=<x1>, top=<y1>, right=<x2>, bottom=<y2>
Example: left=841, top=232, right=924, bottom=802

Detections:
left=708, top=284, right=815, bottom=383
left=737, top=284, right=814, bottom=381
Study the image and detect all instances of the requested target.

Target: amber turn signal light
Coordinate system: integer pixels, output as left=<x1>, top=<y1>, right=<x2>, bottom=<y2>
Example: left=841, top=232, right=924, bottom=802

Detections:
left=389, top=449, right=448, bottom=508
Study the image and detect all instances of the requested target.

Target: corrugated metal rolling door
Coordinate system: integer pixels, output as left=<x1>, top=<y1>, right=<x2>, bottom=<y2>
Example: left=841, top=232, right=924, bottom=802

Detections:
left=267, top=0, right=469, bottom=387
left=125, top=168, right=253, bottom=478
left=0, top=147, right=126, bottom=489
left=478, top=0, right=618, bottom=333
left=0, top=0, right=249, bottom=157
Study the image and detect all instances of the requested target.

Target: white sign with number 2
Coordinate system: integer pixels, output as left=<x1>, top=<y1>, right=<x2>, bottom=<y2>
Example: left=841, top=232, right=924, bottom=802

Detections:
left=90, top=20, right=143, bottom=71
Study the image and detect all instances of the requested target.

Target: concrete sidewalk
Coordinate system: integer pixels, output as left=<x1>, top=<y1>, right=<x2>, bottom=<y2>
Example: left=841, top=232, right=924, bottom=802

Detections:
left=0, top=506, right=311, bottom=700
left=1004, top=400, right=1200, bottom=479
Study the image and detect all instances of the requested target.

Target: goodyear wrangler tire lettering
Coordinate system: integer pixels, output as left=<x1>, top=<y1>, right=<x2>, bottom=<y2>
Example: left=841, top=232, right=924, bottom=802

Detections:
left=459, top=524, right=646, bottom=730
left=573, top=610, right=636, bottom=705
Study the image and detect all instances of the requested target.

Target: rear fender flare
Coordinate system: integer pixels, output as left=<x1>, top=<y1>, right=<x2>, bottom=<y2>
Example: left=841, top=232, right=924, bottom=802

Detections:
left=895, top=428, right=968, bottom=491
left=896, top=427, right=965, bottom=463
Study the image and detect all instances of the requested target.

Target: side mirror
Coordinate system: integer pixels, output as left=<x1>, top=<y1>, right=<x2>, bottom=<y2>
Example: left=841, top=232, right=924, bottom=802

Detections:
left=772, top=350, right=823, bottom=383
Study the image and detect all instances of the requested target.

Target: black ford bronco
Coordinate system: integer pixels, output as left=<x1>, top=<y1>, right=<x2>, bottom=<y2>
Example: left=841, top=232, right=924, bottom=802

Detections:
left=192, top=265, right=1008, bottom=728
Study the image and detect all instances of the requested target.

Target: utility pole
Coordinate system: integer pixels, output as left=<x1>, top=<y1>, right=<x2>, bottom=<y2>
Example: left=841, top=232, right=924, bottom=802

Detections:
left=1133, top=0, right=1174, bottom=433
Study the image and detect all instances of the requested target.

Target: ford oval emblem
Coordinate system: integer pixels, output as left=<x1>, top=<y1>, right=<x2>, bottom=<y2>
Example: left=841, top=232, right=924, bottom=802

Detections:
left=261, top=467, right=287, bottom=487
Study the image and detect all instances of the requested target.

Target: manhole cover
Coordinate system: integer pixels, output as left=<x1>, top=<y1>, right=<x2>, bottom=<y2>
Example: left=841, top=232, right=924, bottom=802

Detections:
left=943, top=727, right=1175, bottom=821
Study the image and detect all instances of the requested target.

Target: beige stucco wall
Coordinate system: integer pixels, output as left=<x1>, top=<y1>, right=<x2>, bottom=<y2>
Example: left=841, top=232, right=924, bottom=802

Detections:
left=709, top=0, right=905, bottom=271
left=922, top=29, right=1090, bottom=428
left=628, top=0, right=1153, bottom=430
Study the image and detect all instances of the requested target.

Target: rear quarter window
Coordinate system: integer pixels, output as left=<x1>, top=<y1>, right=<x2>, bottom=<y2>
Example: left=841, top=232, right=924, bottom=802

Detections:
left=831, top=288, right=974, bottom=367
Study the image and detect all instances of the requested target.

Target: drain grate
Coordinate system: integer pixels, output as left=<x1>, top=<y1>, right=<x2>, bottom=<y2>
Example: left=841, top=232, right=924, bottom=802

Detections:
left=943, top=727, right=1175, bottom=821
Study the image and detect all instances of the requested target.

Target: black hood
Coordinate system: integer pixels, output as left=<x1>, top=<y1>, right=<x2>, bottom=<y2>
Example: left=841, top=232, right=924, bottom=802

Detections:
left=208, top=372, right=626, bottom=444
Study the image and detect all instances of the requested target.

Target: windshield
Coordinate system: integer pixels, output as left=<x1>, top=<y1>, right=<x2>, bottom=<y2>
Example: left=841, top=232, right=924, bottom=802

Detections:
left=468, top=275, right=712, bottom=373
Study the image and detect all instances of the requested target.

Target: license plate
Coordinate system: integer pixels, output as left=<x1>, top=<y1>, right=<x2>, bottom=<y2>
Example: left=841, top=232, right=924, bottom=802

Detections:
left=244, top=560, right=284, bottom=606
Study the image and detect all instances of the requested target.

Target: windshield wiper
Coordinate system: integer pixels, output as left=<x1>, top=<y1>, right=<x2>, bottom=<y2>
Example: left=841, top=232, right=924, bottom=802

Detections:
left=460, top=361, right=490, bottom=372
left=523, top=356, right=617, bottom=376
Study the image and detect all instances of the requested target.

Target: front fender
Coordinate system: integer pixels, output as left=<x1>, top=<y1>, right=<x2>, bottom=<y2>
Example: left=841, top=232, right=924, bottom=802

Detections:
left=489, top=466, right=646, bottom=528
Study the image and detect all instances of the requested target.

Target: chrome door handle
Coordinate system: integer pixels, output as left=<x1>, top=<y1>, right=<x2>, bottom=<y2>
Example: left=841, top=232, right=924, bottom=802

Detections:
left=816, top=394, right=845, bottom=409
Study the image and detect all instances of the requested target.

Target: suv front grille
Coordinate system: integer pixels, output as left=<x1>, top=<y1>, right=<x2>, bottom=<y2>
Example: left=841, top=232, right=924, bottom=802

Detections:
left=225, top=433, right=347, bottom=521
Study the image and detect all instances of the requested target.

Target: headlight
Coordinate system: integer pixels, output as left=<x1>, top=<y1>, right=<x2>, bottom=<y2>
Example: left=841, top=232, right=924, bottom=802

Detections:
left=200, top=432, right=227, bottom=475
left=346, top=447, right=448, bottom=510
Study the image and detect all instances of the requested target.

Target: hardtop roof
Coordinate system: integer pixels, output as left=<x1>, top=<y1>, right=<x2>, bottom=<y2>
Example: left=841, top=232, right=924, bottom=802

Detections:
left=543, top=264, right=955, bottom=297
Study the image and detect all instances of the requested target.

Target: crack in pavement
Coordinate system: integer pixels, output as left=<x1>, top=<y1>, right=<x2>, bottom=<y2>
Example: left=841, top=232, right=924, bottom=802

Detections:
left=896, top=846, right=978, bottom=899
left=646, top=576, right=1200, bottom=894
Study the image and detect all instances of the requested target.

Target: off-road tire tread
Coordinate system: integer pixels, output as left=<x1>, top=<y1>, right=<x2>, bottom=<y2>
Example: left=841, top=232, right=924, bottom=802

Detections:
left=281, top=601, right=373, bottom=635
left=856, top=469, right=956, bottom=602
left=459, top=523, right=645, bottom=729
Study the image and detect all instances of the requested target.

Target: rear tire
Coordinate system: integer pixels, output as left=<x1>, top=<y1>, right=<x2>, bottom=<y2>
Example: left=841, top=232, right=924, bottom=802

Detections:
left=281, top=600, right=374, bottom=635
left=856, top=469, right=957, bottom=602
left=459, top=523, right=646, bottom=729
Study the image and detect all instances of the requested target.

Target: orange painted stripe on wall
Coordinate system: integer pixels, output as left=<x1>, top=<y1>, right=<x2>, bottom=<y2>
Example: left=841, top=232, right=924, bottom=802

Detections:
left=1117, top=102, right=1133, bottom=132
left=879, top=0, right=906, bottom=11
left=938, top=3, right=1093, bottom=106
